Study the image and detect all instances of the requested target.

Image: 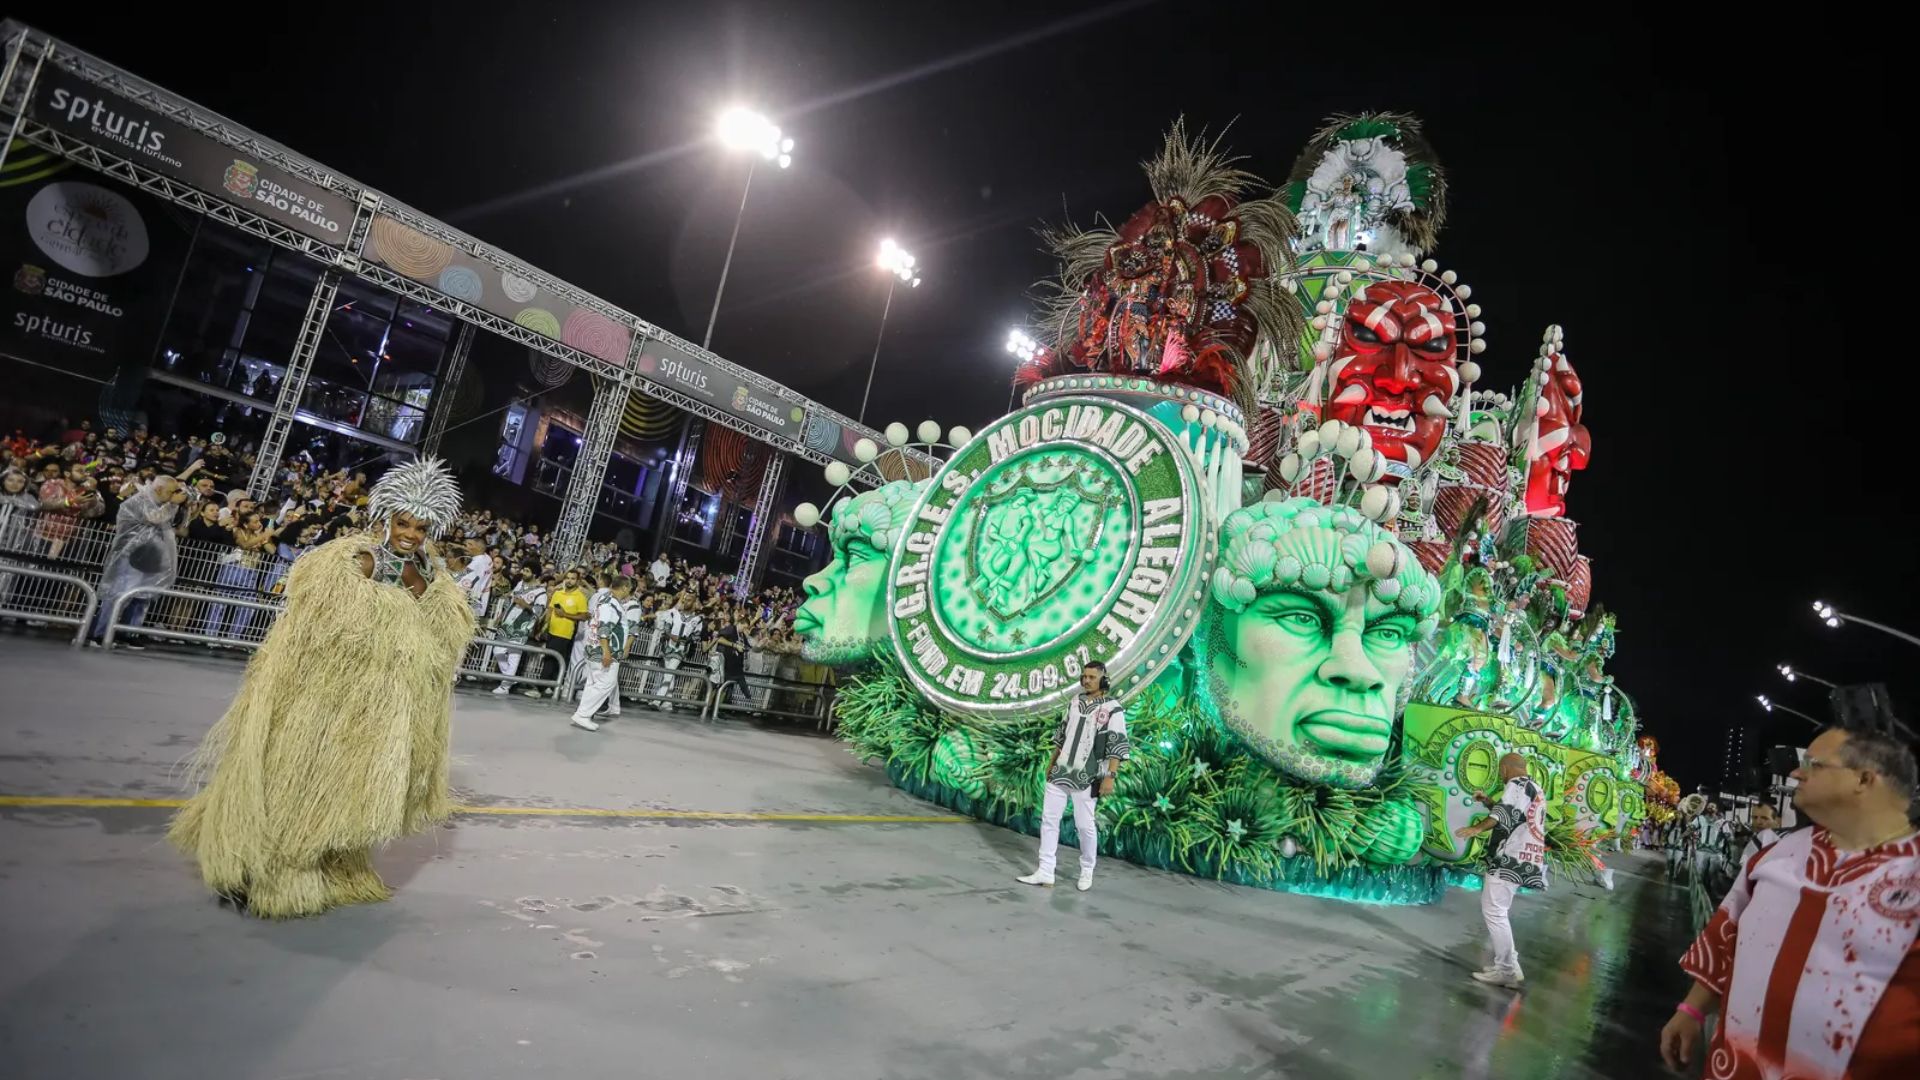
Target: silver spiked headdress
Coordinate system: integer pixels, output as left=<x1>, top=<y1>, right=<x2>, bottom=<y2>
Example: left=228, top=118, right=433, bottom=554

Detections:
left=366, top=456, right=463, bottom=536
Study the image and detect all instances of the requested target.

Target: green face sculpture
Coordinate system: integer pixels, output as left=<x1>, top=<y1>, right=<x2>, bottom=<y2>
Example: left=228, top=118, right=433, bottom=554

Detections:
left=795, top=480, right=926, bottom=667
left=1202, top=497, right=1441, bottom=788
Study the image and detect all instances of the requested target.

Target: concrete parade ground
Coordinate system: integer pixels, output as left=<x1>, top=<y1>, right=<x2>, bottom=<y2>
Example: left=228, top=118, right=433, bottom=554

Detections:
left=0, top=638, right=1693, bottom=1079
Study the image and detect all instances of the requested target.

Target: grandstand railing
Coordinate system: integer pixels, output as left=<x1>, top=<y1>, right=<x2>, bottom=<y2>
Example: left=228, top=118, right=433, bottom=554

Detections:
left=0, top=508, right=832, bottom=718
left=0, top=561, right=97, bottom=647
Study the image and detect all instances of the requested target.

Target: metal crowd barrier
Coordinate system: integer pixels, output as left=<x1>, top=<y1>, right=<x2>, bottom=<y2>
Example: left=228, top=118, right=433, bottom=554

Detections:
left=459, top=637, right=569, bottom=698
left=707, top=671, right=834, bottom=729
left=0, top=561, right=98, bottom=647
left=0, top=508, right=837, bottom=709
left=101, top=585, right=280, bottom=651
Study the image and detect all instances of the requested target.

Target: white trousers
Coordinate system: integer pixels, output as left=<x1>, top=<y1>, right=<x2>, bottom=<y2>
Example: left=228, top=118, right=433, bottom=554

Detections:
left=1480, top=875, right=1522, bottom=977
left=493, top=648, right=522, bottom=678
left=1036, top=784, right=1097, bottom=876
left=572, top=662, right=620, bottom=723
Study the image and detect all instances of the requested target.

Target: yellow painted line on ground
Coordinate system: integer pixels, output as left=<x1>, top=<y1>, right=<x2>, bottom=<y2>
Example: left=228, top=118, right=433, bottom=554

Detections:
left=0, top=794, right=969, bottom=825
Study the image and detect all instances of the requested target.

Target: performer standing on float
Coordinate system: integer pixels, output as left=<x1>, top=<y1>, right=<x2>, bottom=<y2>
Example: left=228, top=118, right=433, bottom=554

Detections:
left=1018, top=661, right=1130, bottom=892
left=1455, top=752, right=1547, bottom=989
left=169, top=458, right=475, bottom=918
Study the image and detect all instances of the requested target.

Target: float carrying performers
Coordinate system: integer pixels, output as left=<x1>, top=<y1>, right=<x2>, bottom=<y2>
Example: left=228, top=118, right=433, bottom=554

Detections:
left=1017, top=661, right=1130, bottom=892
left=1454, top=752, right=1547, bottom=989
left=169, top=458, right=475, bottom=918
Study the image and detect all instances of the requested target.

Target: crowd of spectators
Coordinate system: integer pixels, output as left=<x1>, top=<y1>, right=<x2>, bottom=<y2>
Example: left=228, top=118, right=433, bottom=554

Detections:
left=2, top=417, right=814, bottom=692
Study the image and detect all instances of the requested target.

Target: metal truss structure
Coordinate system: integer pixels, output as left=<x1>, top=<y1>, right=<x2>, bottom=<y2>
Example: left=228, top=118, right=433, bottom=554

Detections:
left=547, top=376, right=632, bottom=566
left=247, top=269, right=342, bottom=498
left=420, top=322, right=477, bottom=457
left=1, top=21, right=932, bottom=553
left=652, top=418, right=704, bottom=560
left=733, top=451, right=787, bottom=596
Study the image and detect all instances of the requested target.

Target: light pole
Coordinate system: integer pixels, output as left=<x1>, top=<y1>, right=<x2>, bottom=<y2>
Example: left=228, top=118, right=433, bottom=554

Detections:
left=1005, top=328, right=1040, bottom=413
left=859, top=238, right=921, bottom=425
left=1813, top=600, right=1920, bottom=650
left=1757, top=694, right=1823, bottom=729
left=1776, top=663, right=1838, bottom=689
left=704, top=107, right=793, bottom=350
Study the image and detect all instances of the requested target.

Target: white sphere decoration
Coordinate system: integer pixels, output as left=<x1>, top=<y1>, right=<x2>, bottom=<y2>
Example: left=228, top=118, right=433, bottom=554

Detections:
left=916, top=420, right=942, bottom=444
left=1366, top=540, right=1402, bottom=579
left=947, top=426, right=972, bottom=447
left=1280, top=837, right=1299, bottom=859
left=1421, top=259, right=1439, bottom=273
left=1359, top=485, right=1392, bottom=521
left=1278, top=453, right=1303, bottom=482
left=1349, top=447, right=1377, bottom=481
left=1457, top=285, right=1473, bottom=299
left=1296, top=431, right=1322, bottom=458
left=1459, top=361, right=1483, bottom=383
left=1336, top=271, right=1354, bottom=283
left=1281, top=277, right=1297, bottom=293
left=1201, top=409, right=1218, bottom=429
left=854, top=438, right=879, bottom=463
left=793, top=502, right=820, bottom=528
left=1317, top=419, right=1345, bottom=446
left=1467, top=304, right=1482, bottom=318
left=1312, top=341, right=1333, bottom=362
left=1469, top=338, right=1487, bottom=354
left=884, top=422, right=910, bottom=447
left=1385, top=489, right=1403, bottom=520
left=1311, top=315, right=1328, bottom=330
left=1181, top=404, right=1200, bottom=424
left=1470, top=321, right=1486, bottom=336
left=1262, top=488, right=1289, bottom=504
left=1316, top=300, right=1334, bottom=314
left=1335, top=426, right=1362, bottom=457
left=1399, top=253, right=1417, bottom=266
left=1440, top=269, right=1458, bottom=284
left=823, top=461, right=852, bottom=487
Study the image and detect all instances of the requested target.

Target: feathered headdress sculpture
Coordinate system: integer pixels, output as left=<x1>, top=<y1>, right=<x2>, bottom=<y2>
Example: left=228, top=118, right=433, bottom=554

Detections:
left=367, top=456, right=463, bottom=536
left=1283, top=112, right=1447, bottom=258
left=1023, top=119, right=1303, bottom=416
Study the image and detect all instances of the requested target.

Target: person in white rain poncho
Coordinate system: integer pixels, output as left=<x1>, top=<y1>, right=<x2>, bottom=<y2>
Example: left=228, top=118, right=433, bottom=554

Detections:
left=90, top=461, right=202, bottom=646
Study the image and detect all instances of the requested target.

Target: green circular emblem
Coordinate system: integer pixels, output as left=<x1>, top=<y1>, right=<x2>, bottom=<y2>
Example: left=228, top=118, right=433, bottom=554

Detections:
left=887, top=396, right=1209, bottom=717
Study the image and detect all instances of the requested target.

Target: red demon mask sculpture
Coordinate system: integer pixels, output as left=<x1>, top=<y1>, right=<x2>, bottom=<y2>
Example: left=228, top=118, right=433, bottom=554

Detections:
left=1322, top=280, right=1460, bottom=471
left=1523, top=349, right=1590, bottom=518
left=1065, top=194, right=1269, bottom=400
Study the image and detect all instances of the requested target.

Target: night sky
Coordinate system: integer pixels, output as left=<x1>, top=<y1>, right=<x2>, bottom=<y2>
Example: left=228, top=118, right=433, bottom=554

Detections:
left=27, top=3, right=1897, bottom=789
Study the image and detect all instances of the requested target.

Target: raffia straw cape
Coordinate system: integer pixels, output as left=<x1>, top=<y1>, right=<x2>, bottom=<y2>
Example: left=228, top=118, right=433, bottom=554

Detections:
left=170, top=533, right=475, bottom=917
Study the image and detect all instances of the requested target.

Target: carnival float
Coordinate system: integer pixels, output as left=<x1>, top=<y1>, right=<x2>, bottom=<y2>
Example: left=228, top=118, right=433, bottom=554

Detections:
left=787, top=115, right=1655, bottom=904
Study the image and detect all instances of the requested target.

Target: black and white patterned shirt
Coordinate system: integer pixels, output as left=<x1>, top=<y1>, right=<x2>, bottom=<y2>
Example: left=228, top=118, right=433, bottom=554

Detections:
left=1047, top=692, right=1130, bottom=791
left=1484, top=775, right=1548, bottom=890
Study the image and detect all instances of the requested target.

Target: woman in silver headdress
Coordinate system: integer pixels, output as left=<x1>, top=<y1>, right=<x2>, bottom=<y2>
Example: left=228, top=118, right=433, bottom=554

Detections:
left=170, top=458, right=476, bottom=918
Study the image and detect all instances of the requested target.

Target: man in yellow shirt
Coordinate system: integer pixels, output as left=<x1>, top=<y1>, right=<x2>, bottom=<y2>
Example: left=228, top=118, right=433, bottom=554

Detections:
left=546, top=568, right=589, bottom=685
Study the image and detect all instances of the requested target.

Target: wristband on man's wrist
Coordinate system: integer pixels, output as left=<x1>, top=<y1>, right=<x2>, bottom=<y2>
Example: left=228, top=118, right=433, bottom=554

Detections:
left=1674, top=1002, right=1706, bottom=1023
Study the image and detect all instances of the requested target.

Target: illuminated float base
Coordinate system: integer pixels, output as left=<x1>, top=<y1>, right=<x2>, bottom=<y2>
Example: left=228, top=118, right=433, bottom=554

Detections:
left=838, top=659, right=1450, bottom=907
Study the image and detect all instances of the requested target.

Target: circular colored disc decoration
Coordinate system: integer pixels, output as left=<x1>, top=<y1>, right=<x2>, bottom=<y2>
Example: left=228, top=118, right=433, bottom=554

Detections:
left=561, top=308, right=633, bottom=365
left=437, top=265, right=484, bottom=302
left=513, top=307, right=562, bottom=339
left=369, top=218, right=453, bottom=281
left=887, top=396, right=1211, bottom=719
left=499, top=271, right=539, bottom=303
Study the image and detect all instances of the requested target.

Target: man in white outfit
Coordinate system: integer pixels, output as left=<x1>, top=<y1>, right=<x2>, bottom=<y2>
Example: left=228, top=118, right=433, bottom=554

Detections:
left=570, top=577, right=633, bottom=732
left=1455, top=753, right=1547, bottom=989
left=455, top=539, right=493, bottom=618
left=1017, top=662, right=1130, bottom=892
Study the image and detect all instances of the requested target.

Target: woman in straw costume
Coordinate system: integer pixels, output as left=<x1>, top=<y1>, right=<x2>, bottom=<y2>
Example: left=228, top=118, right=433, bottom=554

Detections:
left=170, top=458, right=475, bottom=918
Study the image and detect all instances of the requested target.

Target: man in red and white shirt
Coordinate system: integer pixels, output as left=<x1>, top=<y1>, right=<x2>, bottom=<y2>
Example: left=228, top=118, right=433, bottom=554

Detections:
left=1660, top=726, right=1919, bottom=1079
